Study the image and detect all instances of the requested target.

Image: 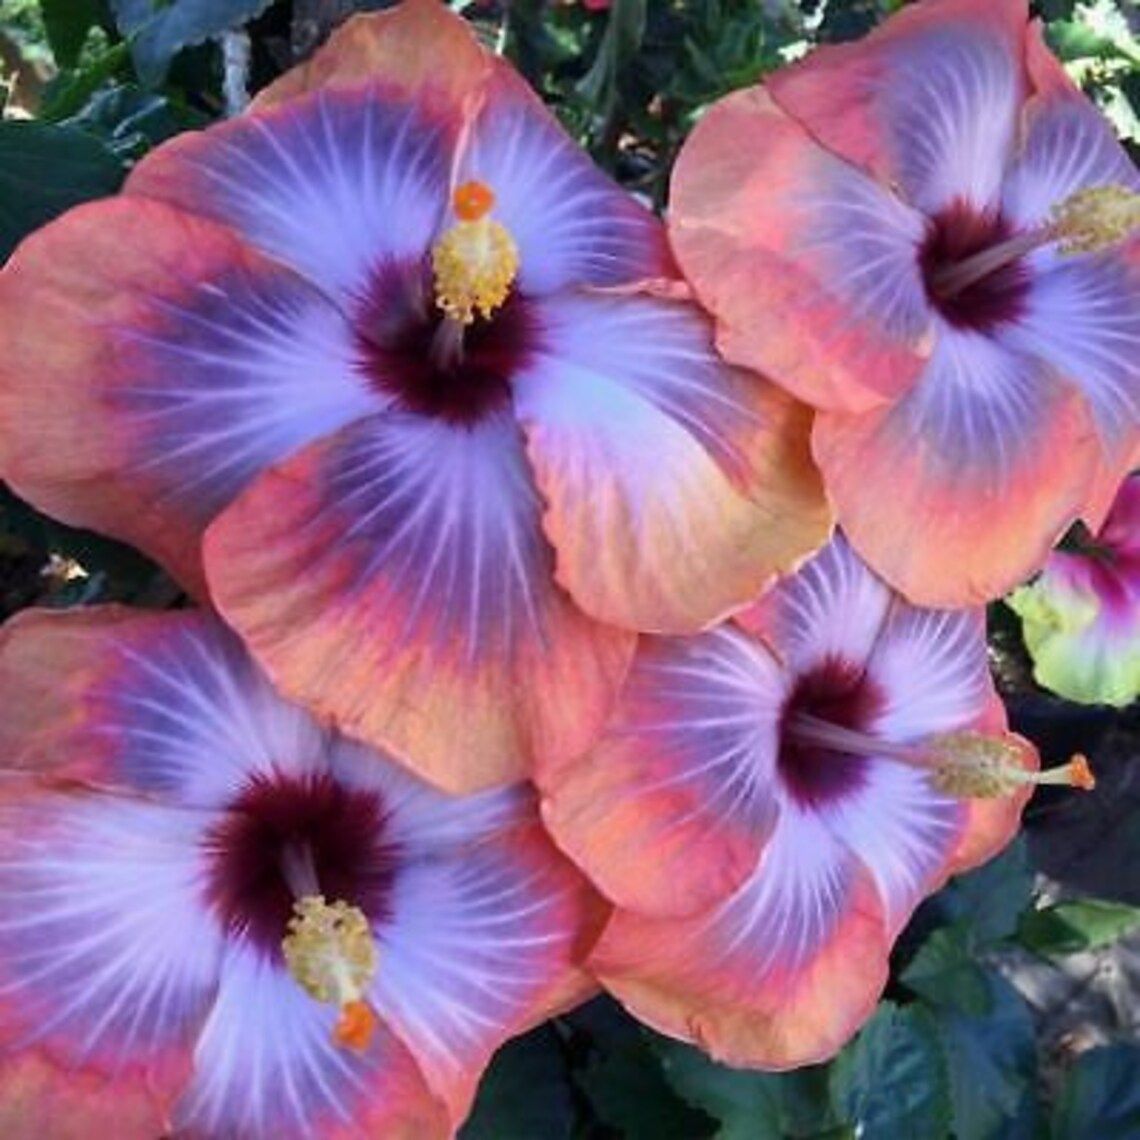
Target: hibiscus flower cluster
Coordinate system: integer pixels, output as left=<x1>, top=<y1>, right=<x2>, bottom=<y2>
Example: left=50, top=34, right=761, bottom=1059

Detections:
left=0, top=0, right=1132, bottom=1135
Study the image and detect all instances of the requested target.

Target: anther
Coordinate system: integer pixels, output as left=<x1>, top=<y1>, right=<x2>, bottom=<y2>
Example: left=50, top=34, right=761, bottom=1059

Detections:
left=1051, top=185, right=1140, bottom=255
left=925, top=731, right=1095, bottom=800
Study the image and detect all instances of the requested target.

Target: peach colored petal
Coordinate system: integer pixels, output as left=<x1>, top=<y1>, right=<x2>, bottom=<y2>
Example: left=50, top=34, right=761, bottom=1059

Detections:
left=813, top=329, right=1100, bottom=606
left=515, top=292, right=830, bottom=634
left=767, top=0, right=1028, bottom=199
left=0, top=605, right=146, bottom=781
left=204, top=413, right=633, bottom=793
left=948, top=695, right=1037, bottom=874
left=253, top=0, right=490, bottom=114
left=0, top=198, right=374, bottom=598
left=591, top=814, right=890, bottom=1070
left=669, top=86, right=931, bottom=414
left=540, top=627, right=786, bottom=919
left=0, top=1050, right=174, bottom=1140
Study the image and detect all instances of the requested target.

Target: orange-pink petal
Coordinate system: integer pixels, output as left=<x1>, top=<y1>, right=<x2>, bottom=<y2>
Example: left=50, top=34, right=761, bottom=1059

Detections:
left=0, top=1050, right=175, bottom=1140
left=515, top=291, right=829, bottom=633
left=591, top=812, right=890, bottom=1069
left=767, top=0, right=1027, bottom=208
left=252, top=0, right=490, bottom=114
left=669, top=87, right=931, bottom=414
left=204, top=412, right=633, bottom=792
left=540, top=627, right=786, bottom=919
left=0, top=198, right=375, bottom=597
left=813, top=328, right=1100, bottom=605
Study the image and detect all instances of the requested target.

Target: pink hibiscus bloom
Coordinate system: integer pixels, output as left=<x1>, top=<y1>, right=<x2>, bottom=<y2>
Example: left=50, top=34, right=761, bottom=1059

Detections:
left=1009, top=472, right=1140, bottom=707
left=0, top=0, right=828, bottom=793
left=538, top=534, right=1093, bottom=1068
left=0, top=607, right=598, bottom=1139
left=670, top=0, right=1140, bottom=606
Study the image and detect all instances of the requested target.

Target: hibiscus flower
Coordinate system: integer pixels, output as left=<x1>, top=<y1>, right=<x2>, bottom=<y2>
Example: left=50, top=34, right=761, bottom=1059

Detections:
left=0, top=607, right=597, bottom=1139
left=0, top=0, right=827, bottom=792
left=538, top=534, right=1091, bottom=1067
left=1009, top=472, right=1140, bottom=707
left=669, top=0, right=1139, bottom=606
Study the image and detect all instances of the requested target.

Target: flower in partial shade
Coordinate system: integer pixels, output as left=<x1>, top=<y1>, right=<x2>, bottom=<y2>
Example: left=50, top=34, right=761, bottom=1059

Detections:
left=537, top=534, right=1085, bottom=1068
left=0, top=607, right=598, bottom=1139
left=669, top=0, right=1140, bottom=607
left=0, top=0, right=828, bottom=793
left=1009, top=472, right=1140, bottom=707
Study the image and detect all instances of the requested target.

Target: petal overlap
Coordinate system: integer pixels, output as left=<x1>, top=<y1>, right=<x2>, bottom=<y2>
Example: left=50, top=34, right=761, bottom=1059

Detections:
left=204, top=411, right=633, bottom=791
left=813, top=327, right=1101, bottom=604
left=0, top=198, right=377, bottom=595
left=0, top=607, right=326, bottom=806
left=591, top=810, right=890, bottom=1069
left=515, top=291, right=829, bottom=632
left=540, top=627, right=785, bottom=919
left=669, top=87, right=931, bottom=413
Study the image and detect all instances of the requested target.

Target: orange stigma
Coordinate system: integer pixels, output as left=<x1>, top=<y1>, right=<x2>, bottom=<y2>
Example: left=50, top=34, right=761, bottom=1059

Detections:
left=334, top=999, right=379, bottom=1052
left=453, top=180, right=495, bottom=223
left=1067, top=753, right=1096, bottom=791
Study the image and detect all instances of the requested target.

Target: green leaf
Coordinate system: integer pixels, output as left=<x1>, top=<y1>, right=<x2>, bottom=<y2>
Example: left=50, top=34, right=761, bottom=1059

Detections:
left=1019, top=899, right=1140, bottom=958
left=932, top=835, right=1033, bottom=946
left=39, top=0, right=101, bottom=68
left=656, top=1037, right=841, bottom=1140
left=577, top=0, right=645, bottom=111
left=1048, top=18, right=1140, bottom=66
left=39, top=41, right=132, bottom=121
left=458, top=1024, right=574, bottom=1140
left=570, top=1007, right=710, bottom=1139
left=654, top=1040, right=782, bottom=1140
left=63, top=83, right=210, bottom=159
left=109, top=0, right=276, bottom=86
left=901, top=927, right=992, bottom=1015
left=830, top=1002, right=952, bottom=1140
left=0, top=120, right=123, bottom=262
left=927, top=970, right=1036, bottom=1140
left=1053, top=1045, right=1140, bottom=1140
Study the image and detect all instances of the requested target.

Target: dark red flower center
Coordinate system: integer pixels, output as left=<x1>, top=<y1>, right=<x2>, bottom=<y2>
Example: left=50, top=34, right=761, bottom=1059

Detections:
left=204, top=771, right=399, bottom=957
left=352, top=258, right=539, bottom=425
left=919, top=199, right=1030, bottom=331
left=778, top=658, right=883, bottom=809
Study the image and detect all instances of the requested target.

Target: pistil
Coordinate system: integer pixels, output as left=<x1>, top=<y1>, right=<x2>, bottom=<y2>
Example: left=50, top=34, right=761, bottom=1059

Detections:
left=931, top=183, right=1140, bottom=302
left=279, top=844, right=380, bottom=1051
left=431, top=179, right=519, bottom=339
left=784, top=712, right=1094, bottom=800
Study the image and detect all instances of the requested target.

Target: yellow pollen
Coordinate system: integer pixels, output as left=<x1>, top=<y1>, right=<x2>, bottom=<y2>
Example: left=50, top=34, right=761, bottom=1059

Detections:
left=924, top=731, right=1094, bottom=799
left=281, top=895, right=379, bottom=1051
left=432, top=182, right=519, bottom=326
left=1051, top=184, right=1140, bottom=255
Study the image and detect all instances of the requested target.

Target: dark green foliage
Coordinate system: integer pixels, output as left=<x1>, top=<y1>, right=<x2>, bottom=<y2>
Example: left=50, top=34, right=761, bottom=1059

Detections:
left=108, top=0, right=277, bottom=85
left=0, top=119, right=123, bottom=260
left=829, top=1003, right=952, bottom=1140
left=1052, top=1045, right=1140, bottom=1140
